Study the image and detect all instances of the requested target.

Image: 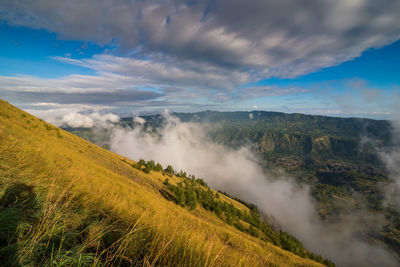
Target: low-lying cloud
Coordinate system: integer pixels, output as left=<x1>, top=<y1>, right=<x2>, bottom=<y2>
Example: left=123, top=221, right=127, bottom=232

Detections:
left=110, top=115, right=398, bottom=266
left=35, top=110, right=119, bottom=128
left=56, top=112, right=119, bottom=128
left=22, top=102, right=120, bottom=128
left=377, top=119, right=400, bottom=209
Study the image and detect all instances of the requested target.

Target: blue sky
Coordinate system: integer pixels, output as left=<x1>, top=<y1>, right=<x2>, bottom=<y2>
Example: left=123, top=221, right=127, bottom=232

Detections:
left=0, top=24, right=101, bottom=77
left=0, top=0, right=399, bottom=122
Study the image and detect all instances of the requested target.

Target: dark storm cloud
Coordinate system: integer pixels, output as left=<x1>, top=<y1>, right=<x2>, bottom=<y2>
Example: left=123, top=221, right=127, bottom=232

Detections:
left=1, top=0, right=400, bottom=77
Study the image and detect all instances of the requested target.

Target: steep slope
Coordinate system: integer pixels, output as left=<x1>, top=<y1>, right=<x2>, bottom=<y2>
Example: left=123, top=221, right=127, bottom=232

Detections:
left=0, top=100, right=326, bottom=266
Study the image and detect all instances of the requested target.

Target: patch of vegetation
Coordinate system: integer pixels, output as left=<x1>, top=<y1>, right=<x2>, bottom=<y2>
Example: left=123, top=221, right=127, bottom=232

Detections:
left=122, top=155, right=334, bottom=265
left=164, top=173, right=334, bottom=266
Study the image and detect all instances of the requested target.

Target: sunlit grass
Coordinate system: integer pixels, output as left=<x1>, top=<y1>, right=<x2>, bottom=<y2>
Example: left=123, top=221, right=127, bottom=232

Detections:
left=0, top=99, right=323, bottom=266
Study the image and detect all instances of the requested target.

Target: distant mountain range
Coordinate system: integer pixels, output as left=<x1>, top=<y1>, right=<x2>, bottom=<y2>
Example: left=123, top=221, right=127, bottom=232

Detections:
left=125, top=110, right=392, bottom=162
left=65, top=110, right=400, bottom=262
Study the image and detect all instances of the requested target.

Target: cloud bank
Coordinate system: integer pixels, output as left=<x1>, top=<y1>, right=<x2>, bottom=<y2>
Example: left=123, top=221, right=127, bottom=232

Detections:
left=110, top=115, right=398, bottom=266
left=0, top=55, right=306, bottom=108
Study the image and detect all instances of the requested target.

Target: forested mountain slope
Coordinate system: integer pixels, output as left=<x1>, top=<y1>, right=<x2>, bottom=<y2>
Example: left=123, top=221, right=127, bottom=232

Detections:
left=131, top=111, right=392, bottom=162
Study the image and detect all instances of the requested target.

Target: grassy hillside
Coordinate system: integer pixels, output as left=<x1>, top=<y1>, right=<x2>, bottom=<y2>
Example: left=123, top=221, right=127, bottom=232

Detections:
left=0, top=100, right=327, bottom=266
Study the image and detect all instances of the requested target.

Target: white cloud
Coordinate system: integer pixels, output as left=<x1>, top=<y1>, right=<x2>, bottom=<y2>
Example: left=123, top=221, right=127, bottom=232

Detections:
left=0, top=54, right=307, bottom=108
left=133, top=116, right=145, bottom=125
left=2, top=0, right=400, bottom=78
left=30, top=102, right=108, bottom=111
left=56, top=112, right=119, bottom=128
left=0, top=74, right=116, bottom=93
left=61, top=112, right=95, bottom=128
left=23, top=102, right=119, bottom=128
left=52, top=54, right=251, bottom=91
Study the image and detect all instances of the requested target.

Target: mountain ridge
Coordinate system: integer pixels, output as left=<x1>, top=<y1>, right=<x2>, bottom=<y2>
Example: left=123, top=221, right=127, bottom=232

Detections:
left=116, top=110, right=391, bottom=163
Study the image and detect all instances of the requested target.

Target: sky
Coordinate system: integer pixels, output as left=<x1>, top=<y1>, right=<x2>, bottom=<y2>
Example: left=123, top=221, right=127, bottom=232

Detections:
left=1, top=0, right=400, bottom=120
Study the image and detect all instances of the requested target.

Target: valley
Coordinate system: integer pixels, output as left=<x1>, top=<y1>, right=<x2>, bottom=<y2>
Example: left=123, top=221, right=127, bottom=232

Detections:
left=66, top=110, right=400, bottom=265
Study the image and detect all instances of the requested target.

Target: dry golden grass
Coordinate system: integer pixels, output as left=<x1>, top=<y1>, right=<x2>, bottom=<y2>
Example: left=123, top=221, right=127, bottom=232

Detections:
left=0, top=99, right=323, bottom=266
